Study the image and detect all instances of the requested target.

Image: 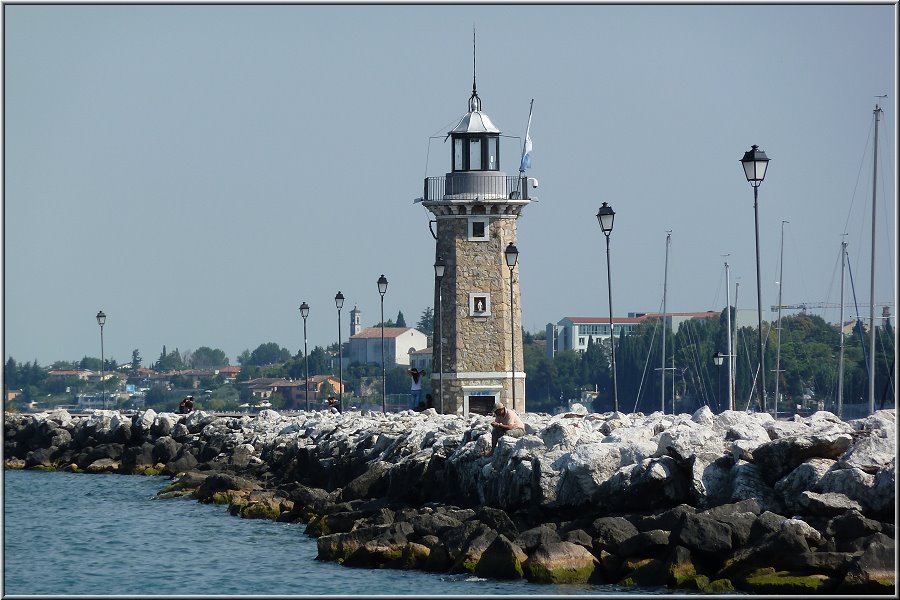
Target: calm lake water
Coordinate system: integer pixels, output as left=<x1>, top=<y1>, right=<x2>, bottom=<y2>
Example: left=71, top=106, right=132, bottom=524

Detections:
left=1, top=469, right=685, bottom=596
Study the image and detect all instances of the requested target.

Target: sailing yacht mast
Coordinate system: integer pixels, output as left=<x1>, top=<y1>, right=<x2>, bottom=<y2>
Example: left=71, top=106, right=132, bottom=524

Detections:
left=661, top=231, right=671, bottom=413
left=838, top=237, right=847, bottom=417
left=868, top=102, right=882, bottom=415
left=773, top=220, right=789, bottom=419
left=725, top=258, right=734, bottom=411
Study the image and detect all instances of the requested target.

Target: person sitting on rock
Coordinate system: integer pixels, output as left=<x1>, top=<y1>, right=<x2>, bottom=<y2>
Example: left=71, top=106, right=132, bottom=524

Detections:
left=178, top=396, right=194, bottom=414
left=327, top=395, right=341, bottom=414
left=489, top=403, right=525, bottom=456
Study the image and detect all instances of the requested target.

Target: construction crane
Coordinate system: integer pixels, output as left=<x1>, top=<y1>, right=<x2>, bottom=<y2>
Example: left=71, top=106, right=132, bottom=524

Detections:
left=770, top=302, right=840, bottom=312
left=771, top=301, right=894, bottom=313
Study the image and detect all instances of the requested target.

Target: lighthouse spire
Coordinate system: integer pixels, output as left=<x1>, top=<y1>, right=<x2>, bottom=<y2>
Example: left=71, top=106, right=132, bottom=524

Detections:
left=469, top=26, right=481, bottom=112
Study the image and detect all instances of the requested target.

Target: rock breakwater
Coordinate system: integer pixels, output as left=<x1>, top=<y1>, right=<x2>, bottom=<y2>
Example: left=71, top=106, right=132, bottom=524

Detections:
left=4, top=405, right=895, bottom=594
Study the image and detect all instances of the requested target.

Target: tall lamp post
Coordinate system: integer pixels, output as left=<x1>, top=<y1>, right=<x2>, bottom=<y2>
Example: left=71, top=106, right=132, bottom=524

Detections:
left=300, top=302, right=310, bottom=412
left=377, top=275, right=389, bottom=413
left=96, top=311, right=106, bottom=410
left=504, top=244, right=519, bottom=411
left=334, top=292, right=344, bottom=412
left=713, top=351, right=724, bottom=412
left=596, top=202, right=618, bottom=412
left=434, top=257, right=445, bottom=414
left=740, top=144, right=770, bottom=414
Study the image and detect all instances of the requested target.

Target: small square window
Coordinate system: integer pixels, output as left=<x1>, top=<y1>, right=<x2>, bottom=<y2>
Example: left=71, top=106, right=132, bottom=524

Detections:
left=468, top=217, right=489, bottom=241
left=469, top=293, right=491, bottom=316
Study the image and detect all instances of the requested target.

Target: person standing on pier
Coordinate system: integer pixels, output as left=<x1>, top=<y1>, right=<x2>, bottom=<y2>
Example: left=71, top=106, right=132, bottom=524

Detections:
left=407, top=368, right=424, bottom=409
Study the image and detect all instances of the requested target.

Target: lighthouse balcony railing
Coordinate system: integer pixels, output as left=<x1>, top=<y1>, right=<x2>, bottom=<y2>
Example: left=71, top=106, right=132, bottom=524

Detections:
left=423, top=175, right=530, bottom=202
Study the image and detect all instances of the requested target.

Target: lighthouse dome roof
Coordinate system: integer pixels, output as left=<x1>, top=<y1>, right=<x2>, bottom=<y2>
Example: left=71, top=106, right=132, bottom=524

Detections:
left=450, top=110, right=500, bottom=133
left=448, top=89, right=500, bottom=135
left=449, top=110, right=500, bottom=135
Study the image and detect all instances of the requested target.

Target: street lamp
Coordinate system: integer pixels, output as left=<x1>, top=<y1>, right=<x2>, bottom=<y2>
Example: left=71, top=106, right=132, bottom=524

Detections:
left=596, top=202, right=618, bottom=412
left=713, top=351, right=724, bottom=412
left=334, top=292, right=344, bottom=413
left=504, top=243, right=519, bottom=412
left=377, top=275, right=388, bottom=414
left=299, top=302, right=310, bottom=412
left=96, top=311, right=106, bottom=410
left=740, top=144, right=770, bottom=414
left=434, top=257, right=445, bottom=414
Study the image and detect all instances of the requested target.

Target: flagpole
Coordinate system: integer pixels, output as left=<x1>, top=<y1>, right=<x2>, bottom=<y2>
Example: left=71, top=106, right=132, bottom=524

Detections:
left=519, top=99, right=534, bottom=175
left=517, top=99, right=534, bottom=197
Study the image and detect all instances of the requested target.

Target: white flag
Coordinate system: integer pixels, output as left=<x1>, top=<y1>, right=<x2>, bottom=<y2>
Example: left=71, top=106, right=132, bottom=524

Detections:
left=519, top=101, right=534, bottom=171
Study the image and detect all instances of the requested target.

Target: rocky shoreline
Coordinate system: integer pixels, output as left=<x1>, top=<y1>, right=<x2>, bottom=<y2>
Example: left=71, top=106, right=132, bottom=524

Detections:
left=4, top=406, right=895, bottom=594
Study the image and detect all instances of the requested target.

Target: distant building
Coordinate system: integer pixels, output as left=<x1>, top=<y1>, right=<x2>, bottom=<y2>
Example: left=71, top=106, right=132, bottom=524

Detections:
left=241, top=375, right=345, bottom=408
left=545, top=316, right=644, bottom=358
left=408, top=347, right=433, bottom=372
left=545, top=309, right=758, bottom=358
left=350, top=306, right=362, bottom=337
left=47, top=369, right=93, bottom=381
left=347, top=327, right=428, bottom=367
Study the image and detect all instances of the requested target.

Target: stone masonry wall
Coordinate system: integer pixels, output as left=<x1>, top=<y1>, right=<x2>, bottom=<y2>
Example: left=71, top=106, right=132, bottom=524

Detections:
left=432, top=213, right=525, bottom=415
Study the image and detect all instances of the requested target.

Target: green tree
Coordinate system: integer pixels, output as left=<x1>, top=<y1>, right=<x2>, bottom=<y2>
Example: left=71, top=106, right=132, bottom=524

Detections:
left=396, top=310, right=407, bottom=327
left=190, top=346, right=229, bottom=368
left=268, top=392, right=286, bottom=410
left=308, top=346, right=330, bottom=375
left=245, top=342, right=291, bottom=366
left=236, top=365, right=261, bottom=383
left=155, top=348, right=185, bottom=371
left=79, top=356, right=102, bottom=371
left=131, top=349, right=142, bottom=371
left=416, top=307, right=434, bottom=337
left=144, top=385, right=172, bottom=407
left=523, top=343, right=558, bottom=413
left=4, top=357, right=20, bottom=389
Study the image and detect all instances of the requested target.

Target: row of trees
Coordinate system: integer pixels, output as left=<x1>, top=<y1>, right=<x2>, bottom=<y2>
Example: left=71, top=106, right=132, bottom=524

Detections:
left=522, top=310, right=895, bottom=416
left=5, top=308, right=893, bottom=416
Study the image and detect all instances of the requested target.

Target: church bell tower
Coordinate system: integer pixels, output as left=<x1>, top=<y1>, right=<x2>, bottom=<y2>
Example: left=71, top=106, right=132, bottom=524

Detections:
left=421, top=80, right=533, bottom=416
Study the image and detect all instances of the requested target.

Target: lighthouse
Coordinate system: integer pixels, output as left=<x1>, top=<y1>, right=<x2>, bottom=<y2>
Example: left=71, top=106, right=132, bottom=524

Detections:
left=421, top=80, right=534, bottom=416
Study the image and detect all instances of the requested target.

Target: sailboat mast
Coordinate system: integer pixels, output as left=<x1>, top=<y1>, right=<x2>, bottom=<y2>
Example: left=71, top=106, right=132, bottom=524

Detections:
left=734, top=281, right=741, bottom=409
left=868, top=103, right=881, bottom=415
left=661, top=231, right=671, bottom=413
left=725, top=259, right=734, bottom=411
left=774, top=220, right=789, bottom=419
left=838, top=238, right=847, bottom=417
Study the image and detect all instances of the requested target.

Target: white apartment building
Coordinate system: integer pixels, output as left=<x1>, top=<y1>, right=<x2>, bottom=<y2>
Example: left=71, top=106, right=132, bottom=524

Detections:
left=545, top=309, right=758, bottom=358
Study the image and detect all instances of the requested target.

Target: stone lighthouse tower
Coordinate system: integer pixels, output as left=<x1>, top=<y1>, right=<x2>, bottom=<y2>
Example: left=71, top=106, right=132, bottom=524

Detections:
left=421, top=81, right=534, bottom=416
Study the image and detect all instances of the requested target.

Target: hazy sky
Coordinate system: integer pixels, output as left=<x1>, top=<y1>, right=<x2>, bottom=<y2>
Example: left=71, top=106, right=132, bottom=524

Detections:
left=3, top=4, right=897, bottom=368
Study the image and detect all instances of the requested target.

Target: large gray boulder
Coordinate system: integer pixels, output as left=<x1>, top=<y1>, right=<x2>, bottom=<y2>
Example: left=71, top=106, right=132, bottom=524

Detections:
left=522, top=540, right=599, bottom=584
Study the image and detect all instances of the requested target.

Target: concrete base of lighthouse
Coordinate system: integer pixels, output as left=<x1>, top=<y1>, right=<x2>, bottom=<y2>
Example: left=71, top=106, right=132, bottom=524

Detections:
left=433, top=373, right=525, bottom=417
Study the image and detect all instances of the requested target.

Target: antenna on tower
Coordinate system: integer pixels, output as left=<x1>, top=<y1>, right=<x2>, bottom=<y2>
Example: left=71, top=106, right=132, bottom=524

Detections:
left=472, top=25, right=477, bottom=95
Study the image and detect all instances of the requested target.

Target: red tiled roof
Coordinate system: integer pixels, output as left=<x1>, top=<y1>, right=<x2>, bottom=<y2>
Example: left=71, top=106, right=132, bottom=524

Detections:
left=564, top=317, right=644, bottom=325
left=641, top=311, right=719, bottom=319
left=350, top=327, right=420, bottom=339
